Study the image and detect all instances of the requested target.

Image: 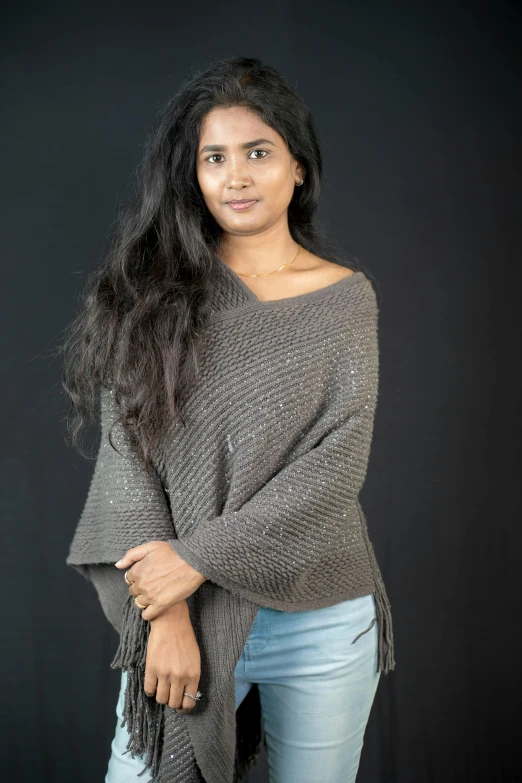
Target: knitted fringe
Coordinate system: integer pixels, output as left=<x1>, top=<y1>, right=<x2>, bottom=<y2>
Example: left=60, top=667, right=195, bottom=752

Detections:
left=371, top=560, right=396, bottom=674
left=358, top=505, right=396, bottom=674
left=233, top=682, right=264, bottom=782
left=110, top=594, right=165, bottom=782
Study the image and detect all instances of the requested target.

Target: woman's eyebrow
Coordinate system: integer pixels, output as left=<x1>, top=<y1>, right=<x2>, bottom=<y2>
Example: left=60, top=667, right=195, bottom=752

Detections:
left=199, top=138, right=276, bottom=154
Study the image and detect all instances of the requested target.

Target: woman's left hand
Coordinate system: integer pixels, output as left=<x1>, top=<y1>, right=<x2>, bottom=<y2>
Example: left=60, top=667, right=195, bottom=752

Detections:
left=114, top=541, right=207, bottom=621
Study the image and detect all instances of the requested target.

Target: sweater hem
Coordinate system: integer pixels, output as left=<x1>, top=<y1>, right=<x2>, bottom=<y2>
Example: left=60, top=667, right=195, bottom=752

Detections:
left=66, top=548, right=129, bottom=566
left=168, top=538, right=377, bottom=612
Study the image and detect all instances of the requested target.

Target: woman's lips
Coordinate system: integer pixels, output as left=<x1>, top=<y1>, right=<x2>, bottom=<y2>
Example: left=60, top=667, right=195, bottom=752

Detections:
left=227, top=200, right=258, bottom=211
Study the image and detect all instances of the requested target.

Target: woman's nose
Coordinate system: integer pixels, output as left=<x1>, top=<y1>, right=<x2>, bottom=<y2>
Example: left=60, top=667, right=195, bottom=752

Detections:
left=225, top=160, right=251, bottom=189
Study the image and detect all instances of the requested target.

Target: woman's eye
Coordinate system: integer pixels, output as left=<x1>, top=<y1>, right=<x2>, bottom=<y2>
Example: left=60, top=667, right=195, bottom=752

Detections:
left=206, top=150, right=268, bottom=163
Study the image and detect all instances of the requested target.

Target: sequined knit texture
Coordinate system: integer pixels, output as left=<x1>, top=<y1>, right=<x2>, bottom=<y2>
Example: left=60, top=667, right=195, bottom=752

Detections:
left=66, top=258, right=396, bottom=783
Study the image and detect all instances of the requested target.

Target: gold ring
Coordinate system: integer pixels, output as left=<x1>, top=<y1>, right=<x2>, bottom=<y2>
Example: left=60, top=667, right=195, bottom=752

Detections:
left=124, top=571, right=131, bottom=586
left=134, top=596, right=147, bottom=610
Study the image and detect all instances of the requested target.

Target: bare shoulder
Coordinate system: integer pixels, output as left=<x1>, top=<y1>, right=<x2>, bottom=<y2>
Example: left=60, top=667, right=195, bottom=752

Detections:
left=304, top=255, right=356, bottom=284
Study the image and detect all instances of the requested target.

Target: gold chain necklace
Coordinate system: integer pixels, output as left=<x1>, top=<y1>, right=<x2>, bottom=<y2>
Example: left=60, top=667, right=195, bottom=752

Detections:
left=235, top=244, right=302, bottom=278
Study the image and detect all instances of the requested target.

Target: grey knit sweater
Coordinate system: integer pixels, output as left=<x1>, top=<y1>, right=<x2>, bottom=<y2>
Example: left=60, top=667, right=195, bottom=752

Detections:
left=66, top=258, right=395, bottom=783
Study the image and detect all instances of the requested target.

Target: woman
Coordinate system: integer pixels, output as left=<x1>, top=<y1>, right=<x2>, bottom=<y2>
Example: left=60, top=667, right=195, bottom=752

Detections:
left=62, top=56, right=395, bottom=783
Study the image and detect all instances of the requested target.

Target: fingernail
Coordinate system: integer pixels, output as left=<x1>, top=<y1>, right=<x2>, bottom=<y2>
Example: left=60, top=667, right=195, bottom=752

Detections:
left=114, top=559, right=123, bottom=567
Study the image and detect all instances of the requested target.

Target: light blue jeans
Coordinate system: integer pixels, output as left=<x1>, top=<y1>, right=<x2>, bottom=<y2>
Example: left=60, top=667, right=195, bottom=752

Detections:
left=106, top=592, right=381, bottom=783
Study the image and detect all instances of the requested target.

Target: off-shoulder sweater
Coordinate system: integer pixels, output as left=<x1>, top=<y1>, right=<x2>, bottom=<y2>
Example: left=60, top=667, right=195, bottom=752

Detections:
left=65, top=257, right=396, bottom=783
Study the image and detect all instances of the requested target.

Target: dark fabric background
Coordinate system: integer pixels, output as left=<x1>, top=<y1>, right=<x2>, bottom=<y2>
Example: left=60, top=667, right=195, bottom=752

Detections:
left=1, top=1, right=520, bottom=781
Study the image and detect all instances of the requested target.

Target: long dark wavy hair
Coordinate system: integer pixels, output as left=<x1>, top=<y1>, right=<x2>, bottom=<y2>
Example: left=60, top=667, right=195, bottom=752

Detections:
left=58, top=55, right=368, bottom=470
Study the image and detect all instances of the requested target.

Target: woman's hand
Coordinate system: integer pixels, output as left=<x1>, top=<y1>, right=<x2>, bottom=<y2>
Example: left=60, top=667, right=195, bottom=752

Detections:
left=114, top=541, right=207, bottom=621
left=145, top=600, right=201, bottom=714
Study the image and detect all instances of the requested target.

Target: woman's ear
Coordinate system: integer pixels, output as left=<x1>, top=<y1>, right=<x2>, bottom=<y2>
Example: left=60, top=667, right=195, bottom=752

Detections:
left=294, top=160, right=306, bottom=185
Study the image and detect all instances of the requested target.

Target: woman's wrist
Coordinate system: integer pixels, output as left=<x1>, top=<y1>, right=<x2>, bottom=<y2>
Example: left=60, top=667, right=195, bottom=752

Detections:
left=150, top=599, right=190, bottom=624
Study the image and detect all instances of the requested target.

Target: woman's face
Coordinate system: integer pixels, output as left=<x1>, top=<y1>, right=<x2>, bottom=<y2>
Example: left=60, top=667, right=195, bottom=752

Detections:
left=196, top=106, right=305, bottom=237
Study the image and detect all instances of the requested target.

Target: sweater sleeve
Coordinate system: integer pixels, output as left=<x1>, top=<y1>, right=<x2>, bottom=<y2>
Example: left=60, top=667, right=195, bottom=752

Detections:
left=168, top=287, right=380, bottom=609
left=66, top=385, right=177, bottom=632
left=66, top=384, right=176, bottom=575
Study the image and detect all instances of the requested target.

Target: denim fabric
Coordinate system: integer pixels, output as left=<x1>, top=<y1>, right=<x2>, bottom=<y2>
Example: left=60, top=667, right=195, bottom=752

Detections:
left=106, top=592, right=380, bottom=783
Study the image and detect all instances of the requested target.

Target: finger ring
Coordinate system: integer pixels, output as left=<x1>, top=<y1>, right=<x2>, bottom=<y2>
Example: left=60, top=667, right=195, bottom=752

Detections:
left=183, top=690, right=203, bottom=702
left=134, top=596, right=147, bottom=609
left=124, top=571, right=132, bottom=586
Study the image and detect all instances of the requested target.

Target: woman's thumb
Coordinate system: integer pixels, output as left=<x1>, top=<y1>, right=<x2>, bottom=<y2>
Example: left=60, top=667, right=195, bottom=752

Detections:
left=114, top=545, right=146, bottom=568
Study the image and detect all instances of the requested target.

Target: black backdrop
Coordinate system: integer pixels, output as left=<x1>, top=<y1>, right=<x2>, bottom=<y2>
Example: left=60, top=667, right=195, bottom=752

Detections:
left=1, top=1, right=520, bottom=781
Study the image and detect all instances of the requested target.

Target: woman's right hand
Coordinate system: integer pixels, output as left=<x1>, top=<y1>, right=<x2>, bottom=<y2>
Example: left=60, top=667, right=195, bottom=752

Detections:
left=144, top=599, right=201, bottom=714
